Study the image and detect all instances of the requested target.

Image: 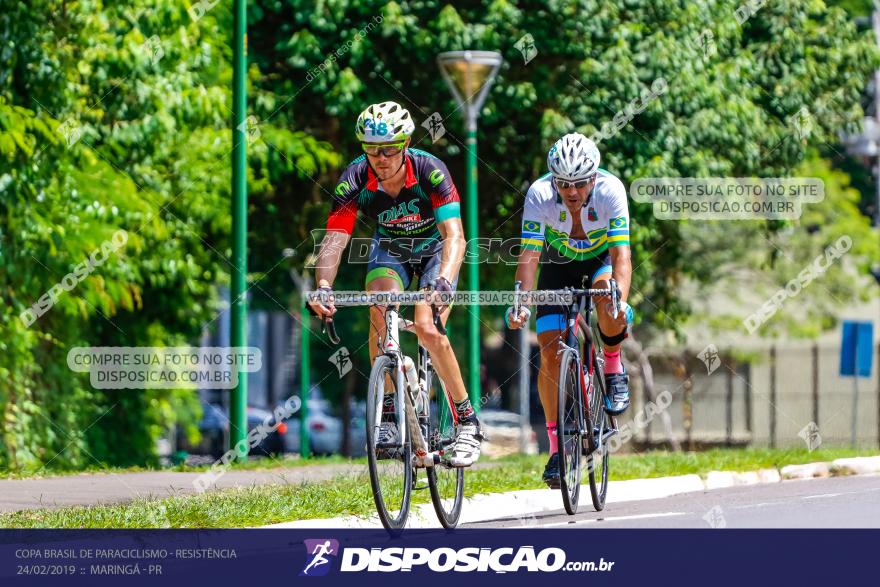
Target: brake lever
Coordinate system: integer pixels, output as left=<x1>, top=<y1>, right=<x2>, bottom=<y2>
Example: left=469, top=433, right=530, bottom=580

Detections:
left=513, top=280, right=522, bottom=321
left=432, top=303, right=447, bottom=336
left=609, top=278, right=621, bottom=319
left=322, top=316, right=340, bottom=345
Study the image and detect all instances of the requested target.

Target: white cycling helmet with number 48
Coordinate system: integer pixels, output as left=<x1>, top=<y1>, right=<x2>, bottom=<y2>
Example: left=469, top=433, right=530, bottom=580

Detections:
left=355, top=101, right=415, bottom=143
left=547, top=133, right=601, bottom=181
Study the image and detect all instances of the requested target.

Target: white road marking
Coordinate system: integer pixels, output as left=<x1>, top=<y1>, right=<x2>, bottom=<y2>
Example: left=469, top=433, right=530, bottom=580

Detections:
left=730, top=502, right=776, bottom=509
left=542, top=512, right=686, bottom=527
left=802, top=493, right=843, bottom=500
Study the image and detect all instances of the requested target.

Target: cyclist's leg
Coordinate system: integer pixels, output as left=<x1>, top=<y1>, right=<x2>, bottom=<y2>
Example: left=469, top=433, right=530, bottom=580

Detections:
left=412, top=250, right=465, bottom=407
left=590, top=257, right=630, bottom=415
left=414, top=251, right=481, bottom=466
left=536, top=314, right=566, bottom=440
left=534, top=259, right=581, bottom=443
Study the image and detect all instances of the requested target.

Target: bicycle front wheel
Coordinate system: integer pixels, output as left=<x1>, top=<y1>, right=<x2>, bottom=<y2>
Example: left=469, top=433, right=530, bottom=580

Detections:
left=366, top=355, right=412, bottom=530
left=426, top=370, right=464, bottom=528
left=557, top=347, right=584, bottom=515
left=587, top=348, right=611, bottom=511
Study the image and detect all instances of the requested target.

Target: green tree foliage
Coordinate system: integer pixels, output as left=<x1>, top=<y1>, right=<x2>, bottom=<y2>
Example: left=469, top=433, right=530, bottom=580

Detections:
left=0, top=0, right=334, bottom=470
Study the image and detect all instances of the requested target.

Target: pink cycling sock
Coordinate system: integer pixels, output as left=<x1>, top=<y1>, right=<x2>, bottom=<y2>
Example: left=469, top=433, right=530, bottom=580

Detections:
left=547, top=421, right=558, bottom=454
left=604, top=350, right=623, bottom=374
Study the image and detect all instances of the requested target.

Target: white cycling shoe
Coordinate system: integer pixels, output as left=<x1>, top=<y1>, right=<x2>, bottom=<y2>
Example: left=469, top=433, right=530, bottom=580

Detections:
left=446, top=422, right=484, bottom=467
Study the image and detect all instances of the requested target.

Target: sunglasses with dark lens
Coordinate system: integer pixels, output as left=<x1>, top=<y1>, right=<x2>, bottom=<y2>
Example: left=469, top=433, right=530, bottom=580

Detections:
left=362, top=142, right=405, bottom=157
left=554, top=177, right=592, bottom=190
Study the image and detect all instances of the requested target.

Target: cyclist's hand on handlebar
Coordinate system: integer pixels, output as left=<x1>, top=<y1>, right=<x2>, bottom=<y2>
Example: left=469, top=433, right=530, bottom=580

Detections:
left=603, top=300, right=633, bottom=328
left=505, top=306, right=531, bottom=329
left=429, top=276, right=455, bottom=313
left=307, top=285, right=337, bottom=318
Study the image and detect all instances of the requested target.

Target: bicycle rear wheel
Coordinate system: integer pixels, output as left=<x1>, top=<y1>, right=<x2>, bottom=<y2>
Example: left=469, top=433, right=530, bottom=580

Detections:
left=366, top=355, right=412, bottom=530
left=557, top=348, right=584, bottom=515
left=587, top=348, right=611, bottom=511
left=426, top=370, right=464, bottom=528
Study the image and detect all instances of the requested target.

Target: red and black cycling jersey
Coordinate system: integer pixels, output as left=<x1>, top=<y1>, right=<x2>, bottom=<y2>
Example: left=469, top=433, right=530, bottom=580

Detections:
left=325, top=148, right=462, bottom=248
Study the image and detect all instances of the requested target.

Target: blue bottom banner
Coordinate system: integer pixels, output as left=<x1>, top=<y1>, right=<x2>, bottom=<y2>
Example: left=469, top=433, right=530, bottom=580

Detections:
left=1, top=529, right=874, bottom=585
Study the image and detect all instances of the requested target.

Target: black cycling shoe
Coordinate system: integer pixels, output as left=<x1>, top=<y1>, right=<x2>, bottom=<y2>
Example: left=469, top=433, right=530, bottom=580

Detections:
left=603, top=369, right=630, bottom=415
left=542, top=452, right=561, bottom=489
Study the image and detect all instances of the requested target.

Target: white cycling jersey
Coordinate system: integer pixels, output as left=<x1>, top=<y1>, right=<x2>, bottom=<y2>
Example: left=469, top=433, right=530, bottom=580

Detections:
left=520, top=169, right=630, bottom=261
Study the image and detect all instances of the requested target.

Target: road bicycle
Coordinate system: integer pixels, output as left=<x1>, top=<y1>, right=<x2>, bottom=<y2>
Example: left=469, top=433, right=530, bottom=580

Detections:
left=514, top=279, right=621, bottom=514
left=318, top=293, right=464, bottom=531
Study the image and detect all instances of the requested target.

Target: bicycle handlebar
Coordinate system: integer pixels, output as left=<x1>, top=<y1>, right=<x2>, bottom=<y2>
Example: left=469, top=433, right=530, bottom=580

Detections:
left=566, top=278, right=622, bottom=318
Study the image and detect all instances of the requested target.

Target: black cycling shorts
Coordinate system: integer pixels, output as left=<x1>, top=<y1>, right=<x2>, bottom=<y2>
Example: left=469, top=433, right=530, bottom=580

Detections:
left=535, top=251, right=611, bottom=333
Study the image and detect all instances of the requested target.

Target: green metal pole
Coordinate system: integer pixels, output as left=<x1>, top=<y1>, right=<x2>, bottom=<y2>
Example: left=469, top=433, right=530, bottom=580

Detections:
left=230, top=0, right=248, bottom=462
left=465, top=115, right=481, bottom=409
left=299, top=294, right=311, bottom=457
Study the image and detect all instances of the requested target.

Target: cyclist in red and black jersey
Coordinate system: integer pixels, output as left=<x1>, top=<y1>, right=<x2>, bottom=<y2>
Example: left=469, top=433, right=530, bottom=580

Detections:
left=309, top=101, right=482, bottom=467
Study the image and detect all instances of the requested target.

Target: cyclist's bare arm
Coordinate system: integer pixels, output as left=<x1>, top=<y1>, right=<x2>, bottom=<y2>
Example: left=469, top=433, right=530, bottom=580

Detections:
left=436, top=217, right=465, bottom=282
left=608, top=245, right=631, bottom=302
left=597, top=245, right=632, bottom=329
left=509, top=249, right=541, bottom=329
left=309, top=231, right=350, bottom=316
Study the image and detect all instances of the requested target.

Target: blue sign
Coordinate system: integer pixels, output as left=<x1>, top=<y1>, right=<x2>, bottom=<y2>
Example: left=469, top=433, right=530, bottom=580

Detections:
left=840, top=320, right=873, bottom=377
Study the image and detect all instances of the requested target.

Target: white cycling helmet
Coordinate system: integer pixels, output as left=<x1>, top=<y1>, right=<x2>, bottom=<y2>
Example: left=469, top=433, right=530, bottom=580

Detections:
left=547, top=133, right=600, bottom=181
left=355, top=101, right=415, bottom=143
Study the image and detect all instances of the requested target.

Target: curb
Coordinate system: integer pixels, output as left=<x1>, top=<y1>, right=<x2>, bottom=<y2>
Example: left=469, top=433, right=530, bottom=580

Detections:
left=780, top=462, right=831, bottom=480
left=264, top=456, right=880, bottom=529
left=830, top=456, right=880, bottom=476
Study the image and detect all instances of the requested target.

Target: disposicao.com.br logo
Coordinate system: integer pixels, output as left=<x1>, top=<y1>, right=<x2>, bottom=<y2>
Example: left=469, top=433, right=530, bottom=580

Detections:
left=301, top=540, right=615, bottom=574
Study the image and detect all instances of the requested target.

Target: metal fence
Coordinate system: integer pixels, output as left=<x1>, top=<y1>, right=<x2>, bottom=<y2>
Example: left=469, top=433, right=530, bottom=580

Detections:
left=629, top=342, right=880, bottom=450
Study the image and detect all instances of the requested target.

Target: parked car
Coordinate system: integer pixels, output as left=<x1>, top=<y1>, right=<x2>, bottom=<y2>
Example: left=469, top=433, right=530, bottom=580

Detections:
left=283, top=397, right=367, bottom=457
left=178, top=401, right=288, bottom=458
left=283, top=397, right=343, bottom=455
left=478, top=409, right=539, bottom=458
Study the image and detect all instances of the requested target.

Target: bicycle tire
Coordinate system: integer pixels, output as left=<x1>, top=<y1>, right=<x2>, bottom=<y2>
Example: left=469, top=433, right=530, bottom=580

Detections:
left=587, top=349, right=610, bottom=511
left=426, top=368, right=464, bottom=528
left=557, top=347, right=584, bottom=515
left=366, top=355, right=412, bottom=530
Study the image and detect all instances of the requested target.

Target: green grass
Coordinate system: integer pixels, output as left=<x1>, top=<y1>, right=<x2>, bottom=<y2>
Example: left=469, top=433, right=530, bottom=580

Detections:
left=0, top=447, right=875, bottom=529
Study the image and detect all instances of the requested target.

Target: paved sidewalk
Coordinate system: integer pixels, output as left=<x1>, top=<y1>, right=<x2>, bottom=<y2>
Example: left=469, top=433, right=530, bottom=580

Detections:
left=0, top=465, right=355, bottom=512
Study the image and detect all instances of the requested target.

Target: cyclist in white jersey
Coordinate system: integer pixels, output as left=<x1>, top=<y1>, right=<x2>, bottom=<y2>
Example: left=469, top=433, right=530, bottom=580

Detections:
left=506, top=133, right=634, bottom=488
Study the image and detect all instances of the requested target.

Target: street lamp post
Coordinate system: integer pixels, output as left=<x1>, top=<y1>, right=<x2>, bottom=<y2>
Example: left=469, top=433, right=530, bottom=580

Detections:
left=230, top=0, right=248, bottom=461
left=437, top=50, right=503, bottom=408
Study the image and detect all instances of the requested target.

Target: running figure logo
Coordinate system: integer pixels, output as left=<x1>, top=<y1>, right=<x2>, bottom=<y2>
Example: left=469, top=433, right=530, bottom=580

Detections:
left=300, top=539, right=340, bottom=576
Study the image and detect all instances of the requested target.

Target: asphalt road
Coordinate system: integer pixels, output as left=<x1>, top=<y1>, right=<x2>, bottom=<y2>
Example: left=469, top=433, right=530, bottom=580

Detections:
left=463, top=475, right=880, bottom=528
